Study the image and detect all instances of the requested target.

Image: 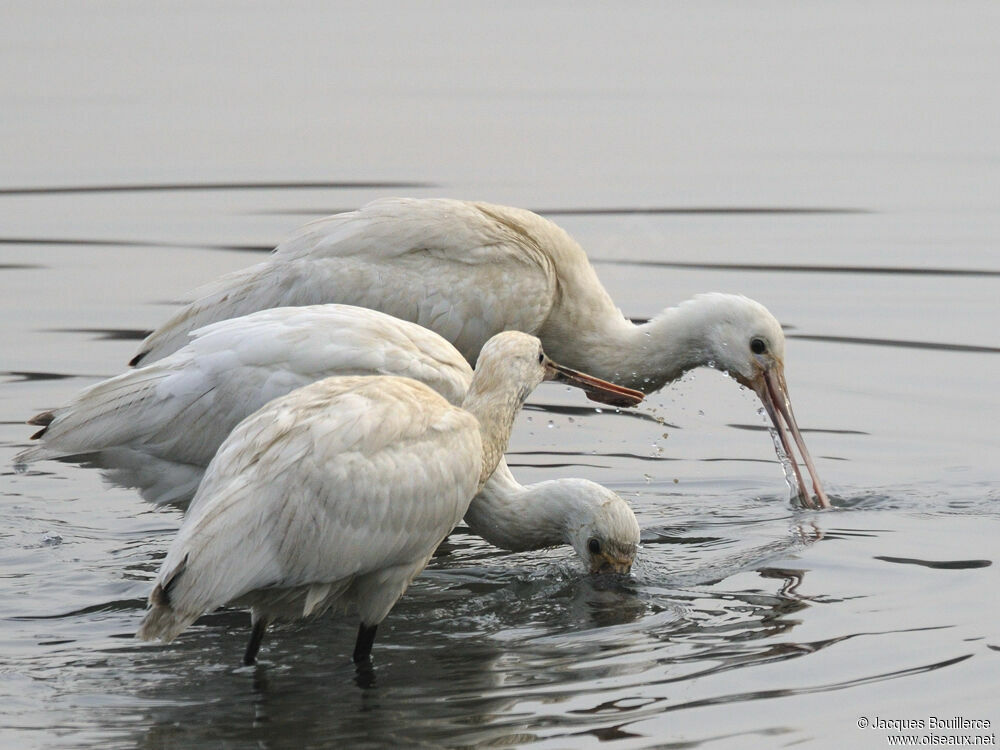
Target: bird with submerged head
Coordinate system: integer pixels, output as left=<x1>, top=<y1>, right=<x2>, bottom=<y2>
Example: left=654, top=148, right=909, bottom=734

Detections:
left=129, top=197, right=830, bottom=508
left=136, top=331, right=644, bottom=666
left=18, top=304, right=640, bottom=570
left=466, top=470, right=638, bottom=574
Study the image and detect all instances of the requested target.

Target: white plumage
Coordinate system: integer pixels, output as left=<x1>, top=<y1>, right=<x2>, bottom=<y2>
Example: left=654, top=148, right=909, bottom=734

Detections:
left=132, top=199, right=561, bottom=368
left=140, top=376, right=477, bottom=662
left=20, top=305, right=469, bottom=500
left=129, top=197, right=830, bottom=508
left=136, top=331, right=643, bottom=664
left=18, top=305, right=639, bottom=570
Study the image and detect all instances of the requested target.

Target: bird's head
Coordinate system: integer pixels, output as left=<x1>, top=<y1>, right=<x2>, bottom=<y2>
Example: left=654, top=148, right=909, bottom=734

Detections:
left=473, top=331, right=644, bottom=408
left=693, top=294, right=831, bottom=510
left=698, top=294, right=787, bottom=386
left=556, top=480, right=639, bottom=574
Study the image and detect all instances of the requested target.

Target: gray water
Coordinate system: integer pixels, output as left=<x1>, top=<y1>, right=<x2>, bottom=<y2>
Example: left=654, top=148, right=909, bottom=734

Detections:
left=1, top=2, right=998, bottom=748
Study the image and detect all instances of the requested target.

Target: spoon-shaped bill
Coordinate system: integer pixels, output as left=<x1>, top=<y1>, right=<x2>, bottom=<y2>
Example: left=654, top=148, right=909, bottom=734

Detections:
left=544, top=360, right=645, bottom=408
left=752, top=367, right=831, bottom=510
left=590, top=553, right=634, bottom=575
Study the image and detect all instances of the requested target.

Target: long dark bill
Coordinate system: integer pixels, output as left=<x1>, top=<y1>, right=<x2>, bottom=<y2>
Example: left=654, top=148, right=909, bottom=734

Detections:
left=545, top=360, right=645, bottom=408
left=755, top=368, right=831, bottom=510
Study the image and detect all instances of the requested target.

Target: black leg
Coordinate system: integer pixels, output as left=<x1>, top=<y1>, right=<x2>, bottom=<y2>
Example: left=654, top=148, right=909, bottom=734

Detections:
left=353, top=622, right=378, bottom=664
left=354, top=661, right=376, bottom=690
left=243, top=618, right=268, bottom=666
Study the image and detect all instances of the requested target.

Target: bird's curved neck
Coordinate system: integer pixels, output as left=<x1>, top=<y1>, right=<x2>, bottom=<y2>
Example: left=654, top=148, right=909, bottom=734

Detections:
left=461, top=383, right=529, bottom=488
left=625, top=307, right=716, bottom=389
left=464, top=461, right=573, bottom=551
left=542, top=304, right=713, bottom=393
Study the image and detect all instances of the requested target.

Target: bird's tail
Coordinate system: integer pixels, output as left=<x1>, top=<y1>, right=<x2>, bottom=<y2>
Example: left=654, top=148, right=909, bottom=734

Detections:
left=14, top=444, right=57, bottom=465
left=13, top=412, right=58, bottom=464
left=136, top=560, right=198, bottom=642
left=15, top=367, right=175, bottom=465
left=136, top=603, right=195, bottom=643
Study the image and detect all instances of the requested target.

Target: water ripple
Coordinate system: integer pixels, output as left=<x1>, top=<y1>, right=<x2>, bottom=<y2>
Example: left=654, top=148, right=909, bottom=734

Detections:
left=787, top=334, right=1000, bottom=354
left=0, top=180, right=434, bottom=195
left=594, top=258, right=1000, bottom=277
left=45, top=328, right=151, bottom=342
left=2, top=371, right=83, bottom=383
left=873, top=555, right=992, bottom=570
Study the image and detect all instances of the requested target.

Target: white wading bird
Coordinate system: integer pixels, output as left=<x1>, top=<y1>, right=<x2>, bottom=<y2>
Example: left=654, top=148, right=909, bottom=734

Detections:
left=136, top=331, right=644, bottom=665
left=130, top=198, right=830, bottom=508
left=18, top=306, right=640, bottom=571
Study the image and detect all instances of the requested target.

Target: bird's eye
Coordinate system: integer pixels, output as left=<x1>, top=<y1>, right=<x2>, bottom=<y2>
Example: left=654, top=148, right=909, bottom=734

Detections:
left=750, top=337, right=767, bottom=355
left=537, top=351, right=545, bottom=364
left=587, top=537, right=601, bottom=555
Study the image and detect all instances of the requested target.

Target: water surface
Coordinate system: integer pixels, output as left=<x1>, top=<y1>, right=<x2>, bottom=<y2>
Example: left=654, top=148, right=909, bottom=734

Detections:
left=1, top=2, right=998, bottom=748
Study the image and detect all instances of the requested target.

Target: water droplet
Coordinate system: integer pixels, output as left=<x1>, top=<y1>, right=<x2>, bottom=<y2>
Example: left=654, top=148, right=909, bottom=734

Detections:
left=546, top=420, right=554, bottom=429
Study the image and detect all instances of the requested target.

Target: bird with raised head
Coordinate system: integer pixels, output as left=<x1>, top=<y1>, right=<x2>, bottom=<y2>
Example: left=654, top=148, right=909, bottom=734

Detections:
left=135, top=331, right=644, bottom=666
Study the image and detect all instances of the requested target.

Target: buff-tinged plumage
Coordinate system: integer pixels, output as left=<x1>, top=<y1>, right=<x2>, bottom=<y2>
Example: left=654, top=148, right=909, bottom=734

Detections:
left=138, top=375, right=480, bottom=641
left=20, top=305, right=639, bottom=564
left=126, top=198, right=828, bottom=506
left=136, top=332, right=637, bottom=659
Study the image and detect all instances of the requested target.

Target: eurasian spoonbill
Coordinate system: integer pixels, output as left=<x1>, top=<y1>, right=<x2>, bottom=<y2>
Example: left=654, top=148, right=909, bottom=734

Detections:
left=19, top=305, right=639, bottom=570
left=129, top=198, right=830, bottom=508
left=136, top=332, right=644, bottom=665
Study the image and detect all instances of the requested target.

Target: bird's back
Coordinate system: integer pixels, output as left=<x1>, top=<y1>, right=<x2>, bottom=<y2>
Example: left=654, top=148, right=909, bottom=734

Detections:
left=140, top=375, right=481, bottom=638
left=20, top=305, right=473, bottom=481
left=133, top=199, right=569, bottom=365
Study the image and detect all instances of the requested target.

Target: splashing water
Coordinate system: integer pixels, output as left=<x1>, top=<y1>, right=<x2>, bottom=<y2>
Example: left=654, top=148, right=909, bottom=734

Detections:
left=760, top=406, right=808, bottom=507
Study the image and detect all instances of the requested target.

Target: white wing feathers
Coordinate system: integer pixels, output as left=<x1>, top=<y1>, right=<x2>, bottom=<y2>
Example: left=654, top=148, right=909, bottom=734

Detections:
left=18, top=305, right=473, bottom=477
left=16, top=367, right=177, bottom=463
left=133, top=199, right=558, bottom=364
left=139, top=376, right=480, bottom=640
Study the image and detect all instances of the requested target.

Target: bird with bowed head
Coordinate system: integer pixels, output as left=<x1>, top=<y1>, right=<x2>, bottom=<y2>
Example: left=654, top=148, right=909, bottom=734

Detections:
left=136, top=331, right=644, bottom=666
left=19, top=305, right=639, bottom=572
left=129, top=198, right=830, bottom=508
